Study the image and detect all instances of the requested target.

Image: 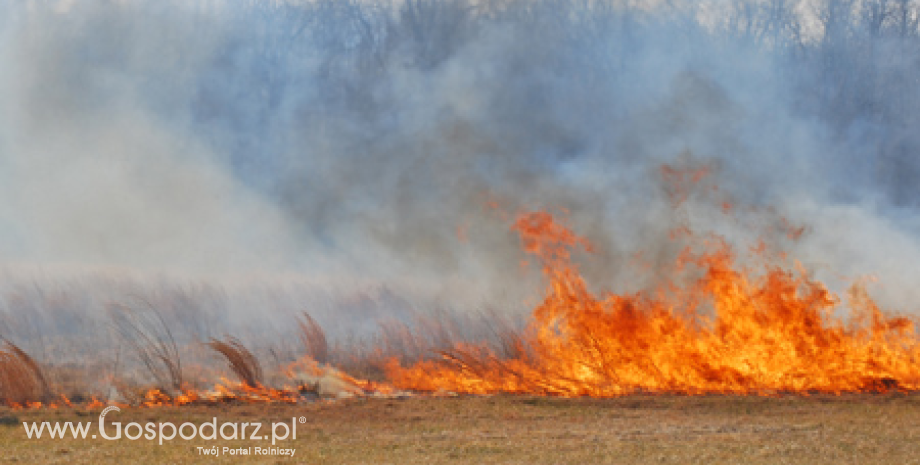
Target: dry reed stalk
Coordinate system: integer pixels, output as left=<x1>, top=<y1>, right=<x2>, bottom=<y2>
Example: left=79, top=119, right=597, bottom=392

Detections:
left=0, top=341, right=49, bottom=405
left=108, top=301, right=183, bottom=391
left=297, top=312, right=329, bottom=364
left=207, top=337, right=263, bottom=387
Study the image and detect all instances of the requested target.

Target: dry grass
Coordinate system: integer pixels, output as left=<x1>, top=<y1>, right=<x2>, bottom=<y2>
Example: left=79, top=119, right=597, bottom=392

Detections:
left=0, top=341, right=49, bottom=405
left=2, top=394, right=920, bottom=463
left=207, top=337, right=263, bottom=388
left=297, top=312, right=329, bottom=365
left=108, top=301, right=183, bottom=391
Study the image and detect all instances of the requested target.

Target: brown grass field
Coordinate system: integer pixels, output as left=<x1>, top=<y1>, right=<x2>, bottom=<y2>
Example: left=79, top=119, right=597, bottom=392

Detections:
left=2, top=393, right=920, bottom=464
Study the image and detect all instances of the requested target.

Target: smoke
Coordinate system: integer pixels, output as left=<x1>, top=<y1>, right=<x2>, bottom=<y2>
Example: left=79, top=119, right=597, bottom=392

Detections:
left=2, top=0, right=920, bottom=319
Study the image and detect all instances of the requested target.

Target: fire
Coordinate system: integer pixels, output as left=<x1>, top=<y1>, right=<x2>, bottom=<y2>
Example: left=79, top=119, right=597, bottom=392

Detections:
left=1, top=356, right=397, bottom=409
left=5, top=175, right=920, bottom=407
left=134, top=358, right=394, bottom=408
left=9, top=395, right=73, bottom=410
left=386, top=210, right=920, bottom=396
left=140, top=379, right=302, bottom=407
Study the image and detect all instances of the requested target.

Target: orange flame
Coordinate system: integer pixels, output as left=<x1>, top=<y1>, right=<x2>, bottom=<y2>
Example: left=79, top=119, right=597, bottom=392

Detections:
left=139, top=379, right=303, bottom=407
left=8, top=396, right=72, bottom=410
left=86, top=396, right=105, bottom=409
left=2, top=359, right=389, bottom=409
left=386, top=210, right=920, bottom=396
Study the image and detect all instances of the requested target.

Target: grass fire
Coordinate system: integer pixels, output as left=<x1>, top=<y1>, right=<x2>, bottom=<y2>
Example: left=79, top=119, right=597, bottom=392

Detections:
left=6, top=0, right=920, bottom=462
left=388, top=209, right=920, bottom=396
left=3, top=179, right=920, bottom=407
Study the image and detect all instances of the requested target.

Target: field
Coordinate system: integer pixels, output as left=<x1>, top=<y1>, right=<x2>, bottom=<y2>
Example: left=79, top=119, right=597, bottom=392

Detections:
left=3, top=394, right=920, bottom=464
left=6, top=1, right=920, bottom=464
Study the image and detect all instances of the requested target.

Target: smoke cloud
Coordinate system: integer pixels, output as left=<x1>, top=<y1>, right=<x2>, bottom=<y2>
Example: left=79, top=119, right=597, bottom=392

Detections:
left=2, top=0, right=920, bottom=321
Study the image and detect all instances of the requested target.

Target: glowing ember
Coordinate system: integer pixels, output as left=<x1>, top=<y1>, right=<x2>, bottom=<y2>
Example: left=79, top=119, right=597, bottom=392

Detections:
left=386, top=210, right=920, bottom=396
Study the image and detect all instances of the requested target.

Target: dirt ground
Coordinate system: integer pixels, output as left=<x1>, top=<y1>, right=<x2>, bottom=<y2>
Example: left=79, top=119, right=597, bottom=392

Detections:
left=2, top=393, right=920, bottom=464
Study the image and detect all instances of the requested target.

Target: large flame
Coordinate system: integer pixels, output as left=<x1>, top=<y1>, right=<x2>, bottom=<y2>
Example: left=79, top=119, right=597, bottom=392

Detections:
left=386, top=210, right=920, bottom=396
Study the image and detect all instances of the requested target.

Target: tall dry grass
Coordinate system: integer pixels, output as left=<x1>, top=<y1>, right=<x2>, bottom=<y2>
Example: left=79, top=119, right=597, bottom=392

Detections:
left=207, top=337, right=263, bottom=388
left=0, top=341, right=49, bottom=405
left=0, top=274, right=530, bottom=401
left=297, top=312, right=329, bottom=365
left=108, top=300, right=183, bottom=391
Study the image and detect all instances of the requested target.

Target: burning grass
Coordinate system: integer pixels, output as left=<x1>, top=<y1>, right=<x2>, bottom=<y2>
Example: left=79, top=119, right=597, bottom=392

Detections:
left=1, top=209, right=920, bottom=464
left=4, top=211, right=920, bottom=408
left=2, top=167, right=920, bottom=408
left=386, top=210, right=920, bottom=396
left=385, top=165, right=920, bottom=396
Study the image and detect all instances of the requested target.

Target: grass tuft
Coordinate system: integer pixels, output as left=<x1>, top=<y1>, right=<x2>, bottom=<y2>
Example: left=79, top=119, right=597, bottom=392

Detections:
left=206, top=337, right=263, bottom=387
left=298, top=312, right=329, bottom=365
left=0, top=341, right=50, bottom=405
